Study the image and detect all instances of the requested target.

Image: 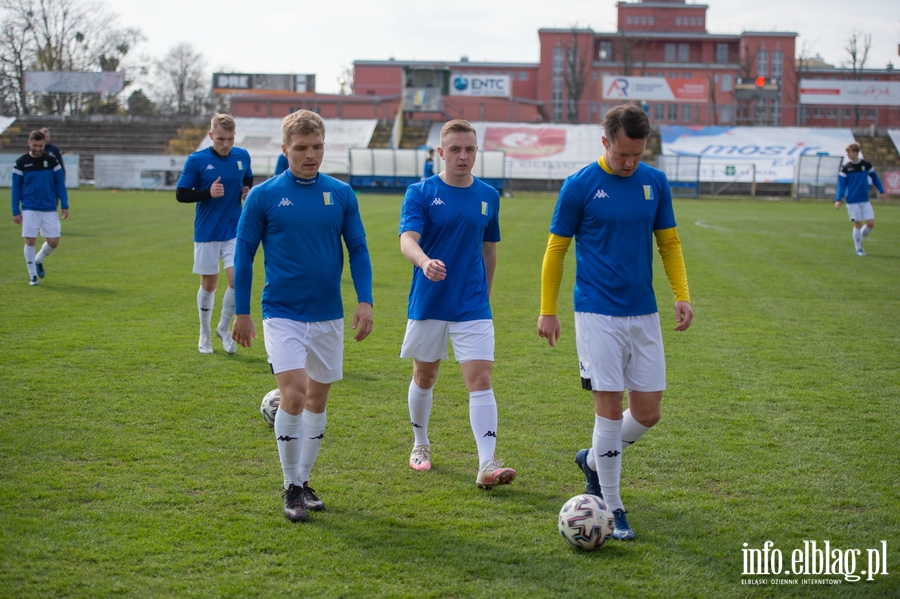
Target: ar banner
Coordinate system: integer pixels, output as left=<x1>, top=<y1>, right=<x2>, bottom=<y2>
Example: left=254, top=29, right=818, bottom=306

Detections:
left=602, top=76, right=708, bottom=102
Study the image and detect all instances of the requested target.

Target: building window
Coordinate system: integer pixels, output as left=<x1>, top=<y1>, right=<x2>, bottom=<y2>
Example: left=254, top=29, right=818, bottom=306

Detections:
left=757, top=50, right=768, bottom=77
left=721, top=73, right=733, bottom=92
left=518, top=71, right=529, bottom=80
left=826, top=108, right=836, bottom=119
left=599, top=41, right=613, bottom=61
left=665, top=43, right=676, bottom=62
left=841, top=108, right=851, bottom=119
left=720, top=105, right=733, bottom=123
left=649, top=16, right=654, bottom=25
left=675, top=17, right=681, bottom=25
left=682, top=105, right=692, bottom=122
left=669, top=72, right=679, bottom=78
left=683, top=72, right=692, bottom=78
left=678, top=43, right=690, bottom=62
left=715, top=43, right=729, bottom=64
left=772, top=50, right=783, bottom=79
left=866, top=109, right=877, bottom=119
left=813, top=108, right=823, bottom=118
left=668, top=104, right=678, bottom=120
left=654, top=104, right=664, bottom=120
left=627, top=16, right=632, bottom=24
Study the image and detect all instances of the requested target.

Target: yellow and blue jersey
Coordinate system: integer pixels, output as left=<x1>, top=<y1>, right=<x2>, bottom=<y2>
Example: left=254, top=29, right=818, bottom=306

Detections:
left=177, top=146, right=253, bottom=242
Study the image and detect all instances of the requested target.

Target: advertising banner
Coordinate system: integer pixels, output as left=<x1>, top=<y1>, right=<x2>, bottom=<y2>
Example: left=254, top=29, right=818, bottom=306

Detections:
left=95, top=155, right=187, bottom=189
left=882, top=171, right=900, bottom=196
left=800, top=80, right=900, bottom=106
left=449, top=74, right=511, bottom=98
left=24, top=71, right=124, bottom=93
left=660, top=126, right=856, bottom=183
left=602, top=76, right=708, bottom=102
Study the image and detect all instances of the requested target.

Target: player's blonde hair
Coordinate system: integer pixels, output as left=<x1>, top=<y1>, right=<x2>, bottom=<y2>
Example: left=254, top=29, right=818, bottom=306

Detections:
left=282, top=110, right=326, bottom=145
left=210, top=113, right=236, bottom=132
left=440, top=119, right=477, bottom=145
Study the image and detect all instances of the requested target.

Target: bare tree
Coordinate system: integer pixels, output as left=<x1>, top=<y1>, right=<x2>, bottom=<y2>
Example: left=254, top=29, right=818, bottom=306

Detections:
left=563, top=27, right=590, bottom=124
left=616, top=31, right=635, bottom=76
left=154, top=43, right=209, bottom=116
left=844, top=30, right=871, bottom=126
left=0, top=15, right=35, bottom=114
left=792, top=39, right=816, bottom=126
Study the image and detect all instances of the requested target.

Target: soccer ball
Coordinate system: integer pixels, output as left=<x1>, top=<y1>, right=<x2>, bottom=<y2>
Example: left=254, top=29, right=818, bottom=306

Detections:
left=558, top=494, right=614, bottom=550
left=260, top=388, right=280, bottom=427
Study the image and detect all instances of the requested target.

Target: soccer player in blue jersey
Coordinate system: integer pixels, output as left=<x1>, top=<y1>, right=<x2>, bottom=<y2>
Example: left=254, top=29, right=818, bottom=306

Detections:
left=422, top=148, right=435, bottom=180
left=399, top=119, right=516, bottom=489
left=231, top=110, right=373, bottom=523
left=11, top=130, right=68, bottom=286
left=537, top=104, right=693, bottom=540
left=274, top=153, right=288, bottom=176
left=176, top=114, right=253, bottom=354
left=835, top=143, right=884, bottom=256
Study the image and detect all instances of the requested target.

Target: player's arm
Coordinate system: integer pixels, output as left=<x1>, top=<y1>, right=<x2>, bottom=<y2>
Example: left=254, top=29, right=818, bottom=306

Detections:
left=538, top=233, right=572, bottom=346
left=11, top=165, right=23, bottom=222
left=231, top=237, right=258, bottom=347
left=345, top=235, right=374, bottom=342
left=869, top=169, right=885, bottom=197
left=654, top=227, right=693, bottom=331
left=482, top=242, right=497, bottom=298
left=400, top=230, right=446, bottom=282
left=835, top=171, right=847, bottom=207
left=53, top=163, right=69, bottom=217
left=175, top=187, right=212, bottom=203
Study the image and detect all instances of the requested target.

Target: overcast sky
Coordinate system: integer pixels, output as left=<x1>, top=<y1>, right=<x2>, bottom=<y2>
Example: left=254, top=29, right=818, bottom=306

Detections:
left=101, top=0, right=898, bottom=94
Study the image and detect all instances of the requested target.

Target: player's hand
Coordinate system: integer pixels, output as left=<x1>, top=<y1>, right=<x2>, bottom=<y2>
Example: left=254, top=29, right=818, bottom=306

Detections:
left=60, top=209, right=68, bottom=220
left=834, top=201, right=841, bottom=209
left=241, top=186, right=250, bottom=200
left=537, top=314, right=561, bottom=347
left=674, top=300, right=693, bottom=331
left=232, top=314, right=256, bottom=348
left=13, top=214, right=22, bottom=225
left=420, top=258, right=446, bottom=282
left=351, top=302, right=373, bottom=342
left=210, top=177, right=224, bottom=198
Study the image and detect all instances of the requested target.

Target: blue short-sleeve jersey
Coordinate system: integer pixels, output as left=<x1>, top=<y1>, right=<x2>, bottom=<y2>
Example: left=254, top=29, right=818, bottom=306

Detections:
left=550, top=161, right=676, bottom=317
left=237, top=171, right=369, bottom=322
left=400, top=175, right=500, bottom=322
left=177, top=147, right=253, bottom=242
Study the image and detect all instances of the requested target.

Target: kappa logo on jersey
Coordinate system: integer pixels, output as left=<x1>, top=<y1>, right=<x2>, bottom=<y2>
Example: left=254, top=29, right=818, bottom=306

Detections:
left=205, top=164, right=215, bottom=170
left=323, top=192, right=333, bottom=205
left=593, top=189, right=610, bottom=199
left=643, top=185, right=654, bottom=200
left=278, top=198, right=293, bottom=207
left=431, top=198, right=445, bottom=206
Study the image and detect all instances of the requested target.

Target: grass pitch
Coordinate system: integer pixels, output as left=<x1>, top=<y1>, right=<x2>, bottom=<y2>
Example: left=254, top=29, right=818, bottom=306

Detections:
left=1, top=189, right=898, bottom=598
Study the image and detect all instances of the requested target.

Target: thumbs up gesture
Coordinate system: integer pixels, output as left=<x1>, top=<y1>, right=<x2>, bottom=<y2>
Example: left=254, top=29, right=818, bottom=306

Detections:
left=210, top=176, right=224, bottom=198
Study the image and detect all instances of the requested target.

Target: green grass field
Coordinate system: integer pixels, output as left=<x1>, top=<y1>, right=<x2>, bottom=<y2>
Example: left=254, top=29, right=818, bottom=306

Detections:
left=1, top=188, right=898, bottom=598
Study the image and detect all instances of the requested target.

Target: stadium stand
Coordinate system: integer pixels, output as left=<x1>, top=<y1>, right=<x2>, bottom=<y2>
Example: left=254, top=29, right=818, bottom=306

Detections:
left=0, top=117, right=208, bottom=180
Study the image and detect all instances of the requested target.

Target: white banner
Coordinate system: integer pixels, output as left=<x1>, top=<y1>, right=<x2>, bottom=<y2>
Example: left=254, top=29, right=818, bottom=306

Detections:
left=426, top=121, right=604, bottom=180
left=1, top=153, right=79, bottom=188
left=94, top=155, right=187, bottom=189
left=450, top=74, right=511, bottom=98
left=602, top=76, right=708, bottom=102
left=195, top=117, right=377, bottom=175
left=800, top=80, right=900, bottom=106
left=24, top=71, right=124, bottom=93
left=660, top=126, right=855, bottom=183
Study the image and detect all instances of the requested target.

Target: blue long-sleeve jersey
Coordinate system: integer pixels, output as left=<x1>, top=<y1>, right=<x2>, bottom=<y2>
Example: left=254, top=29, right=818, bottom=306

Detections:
left=12, top=152, right=68, bottom=216
left=836, top=159, right=884, bottom=204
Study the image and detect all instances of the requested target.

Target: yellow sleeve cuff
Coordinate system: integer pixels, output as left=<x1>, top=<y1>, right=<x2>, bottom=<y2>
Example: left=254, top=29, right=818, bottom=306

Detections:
left=654, top=227, right=691, bottom=303
left=540, top=233, right=572, bottom=315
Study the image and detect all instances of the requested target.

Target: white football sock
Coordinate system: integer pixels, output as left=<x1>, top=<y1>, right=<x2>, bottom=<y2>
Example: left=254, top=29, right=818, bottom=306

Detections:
left=408, top=380, right=433, bottom=446
left=35, top=242, right=54, bottom=264
left=274, top=408, right=304, bottom=489
left=593, top=415, right=624, bottom=512
left=622, top=409, right=651, bottom=447
left=217, top=286, right=235, bottom=333
left=469, top=389, right=498, bottom=466
left=860, top=225, right=871, bottom=240
left=852, top=228, right=863, bottom=251
left=197, top=287, right=215, bottom=339
left=24, top=245, right=37, bottom=277
left=297, top=409, right=326, bottom=485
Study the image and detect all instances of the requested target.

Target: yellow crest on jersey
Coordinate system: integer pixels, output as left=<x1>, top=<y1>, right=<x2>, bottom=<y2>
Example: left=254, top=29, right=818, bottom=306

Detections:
left=643, top=185, right=654, bottom=200
left=323, top=192, right=333, bottom=205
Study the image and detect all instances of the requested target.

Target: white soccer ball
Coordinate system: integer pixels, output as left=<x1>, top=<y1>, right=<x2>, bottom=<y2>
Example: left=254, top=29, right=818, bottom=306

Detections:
left=260, top=388, right=280, bottom=427
left=558, top=494, right=614, bottom=550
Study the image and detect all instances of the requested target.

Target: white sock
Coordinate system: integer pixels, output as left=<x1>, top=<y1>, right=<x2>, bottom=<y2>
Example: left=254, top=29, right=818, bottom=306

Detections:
left=469, top=389, right=498, bottom=466
left=217, top=286, right=235, bottom=333
left=852, top=228, right=863, bottom=250
left=297, top=410, right=326, bottom=485
left=622, top=409, right=651, bottom=447
left=274, top=408, right=304, bottom=489
left=24, top=245, right=37, bottom=277
left=593, top=415, right=624, bottom=512
left=197, top=287, right=215, bottom=339
left=408, top=380, right=433, bottom=446
left=35, top=242, right=54, bottom=264
left=860, top=225, right=871, bottom=240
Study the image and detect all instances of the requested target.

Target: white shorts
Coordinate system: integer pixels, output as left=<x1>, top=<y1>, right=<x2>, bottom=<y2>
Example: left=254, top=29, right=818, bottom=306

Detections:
left=575, top=312, right=666, bottom=393
left=400, top=319, right=494, bottom=363
left=846, top=201, right=875, bottom=222
left=21, top=210, right=61, bottom=239
left=193, top=239, right=236, bottom=275
left=263, top=318, right=344, bottom=383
